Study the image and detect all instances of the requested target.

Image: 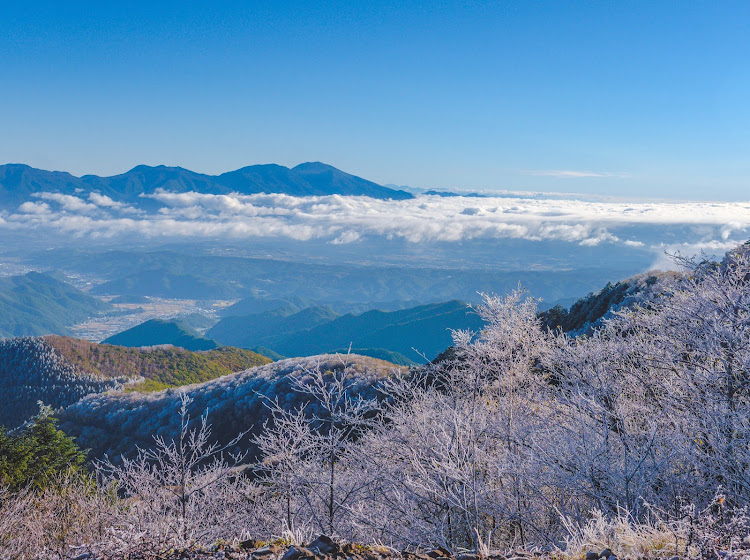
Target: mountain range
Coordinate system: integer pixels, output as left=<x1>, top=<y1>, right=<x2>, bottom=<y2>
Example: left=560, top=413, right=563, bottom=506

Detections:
left=97, top=299, right=472, bottom=365
left=94, top=299, right=486, bottom=363
left=29, top=248, right=629, bottom=310
left=208, top=300, right=484, bottom=362
left=0, top=162, right=412, bottom=209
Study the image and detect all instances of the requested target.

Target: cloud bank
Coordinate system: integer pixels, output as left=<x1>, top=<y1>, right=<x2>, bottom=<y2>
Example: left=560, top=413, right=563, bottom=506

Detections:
left=526, top=170, right=626, bottom=179
left=2, top=190, right=748, bottom=253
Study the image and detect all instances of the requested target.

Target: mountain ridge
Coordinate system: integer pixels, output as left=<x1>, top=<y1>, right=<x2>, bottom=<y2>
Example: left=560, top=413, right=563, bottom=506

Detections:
left=0, top=271, right=111, bottom=337
left=0, top=162, right=413, bottom=208
left=0, top=335, right=271, bottom=429
left=57, top=353, right=406, bottom=461
left=102, top=318, right=219, bottom=351
left=208, top=300, right=484, bottom=362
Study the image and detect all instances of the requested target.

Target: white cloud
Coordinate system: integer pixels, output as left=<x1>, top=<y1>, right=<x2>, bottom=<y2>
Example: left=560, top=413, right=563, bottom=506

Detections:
left=32, top=192, right=99, bottom=213
left=526, top=170, right=625, bottom=178
left=623, top=240, right=645, bottom=247
left=2, top=191, right=749, bottom=254
left=18, top=201, right=51, bottom=214
left=88, top=192, right=123, bottom=208
left=331, top=231, right=362, bottom=244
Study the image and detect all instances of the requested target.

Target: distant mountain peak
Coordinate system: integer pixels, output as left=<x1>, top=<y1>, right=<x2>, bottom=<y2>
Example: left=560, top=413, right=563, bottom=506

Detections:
left=2, top=163, right=33, bottom=170
left=126, top=164, right=159, bottom=173
left=292, top=161, right=335, bottom=172
left=0, top=162, right=414, bottom=206
left=231, top=163, right=290, bottom=172
left=122, top=164, right=200, bottom=176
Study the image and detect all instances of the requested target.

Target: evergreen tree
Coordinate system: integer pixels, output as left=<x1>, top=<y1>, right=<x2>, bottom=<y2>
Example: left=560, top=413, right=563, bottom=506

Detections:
left=0, top=405, right=86, bottom=491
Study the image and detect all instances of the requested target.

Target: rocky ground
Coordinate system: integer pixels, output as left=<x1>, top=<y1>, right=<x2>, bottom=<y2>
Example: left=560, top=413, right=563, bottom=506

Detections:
left=76, top=535, right=750, bottom=560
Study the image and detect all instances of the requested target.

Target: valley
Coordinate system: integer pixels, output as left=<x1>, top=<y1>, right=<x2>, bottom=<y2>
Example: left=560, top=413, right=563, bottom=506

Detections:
left=68, top=296, right=235, bottom=341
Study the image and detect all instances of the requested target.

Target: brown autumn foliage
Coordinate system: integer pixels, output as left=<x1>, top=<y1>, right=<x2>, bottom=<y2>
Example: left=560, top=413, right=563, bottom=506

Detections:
left=44, top=335, right=271, bottom=389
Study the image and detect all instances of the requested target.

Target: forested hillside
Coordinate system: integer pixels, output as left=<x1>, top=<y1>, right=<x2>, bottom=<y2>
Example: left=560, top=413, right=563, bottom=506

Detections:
left=48, top=336, right=269, bottom=388
left=58, top=353, right=405, bottom=460
left=0, top=337, right=131, bottom=429
left=209, top=300, right=484, bottom=361
left=0, top=336, right=270, bottom=428
left=538, top=270, right=677, bottom=333
left=0, top=272, right=110, bottom=337
left=102, top=318, right=219, bottom=350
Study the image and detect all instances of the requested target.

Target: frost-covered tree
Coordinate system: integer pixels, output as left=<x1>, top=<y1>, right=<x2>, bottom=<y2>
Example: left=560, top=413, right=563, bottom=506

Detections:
left=538, top=324, right=679, bottom=522
left=253, top=405, right=315, bottom=533
left=534, top=244, right=750, bottom=522
left=623, top=246, right=750, bottom=503
left=97, top=392, right=252, bottom=550
left=352, top=289, right=555, bottom=551
left=256, top=355, right=381, bottom=537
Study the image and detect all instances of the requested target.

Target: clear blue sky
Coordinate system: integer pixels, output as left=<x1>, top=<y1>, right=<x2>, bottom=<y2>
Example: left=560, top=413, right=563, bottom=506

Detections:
left=1, top=1, right=749, bottom=199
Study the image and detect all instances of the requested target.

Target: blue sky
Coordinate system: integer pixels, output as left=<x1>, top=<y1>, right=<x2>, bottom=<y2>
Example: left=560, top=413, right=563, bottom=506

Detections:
left=1, top=1, right=749, bottom=199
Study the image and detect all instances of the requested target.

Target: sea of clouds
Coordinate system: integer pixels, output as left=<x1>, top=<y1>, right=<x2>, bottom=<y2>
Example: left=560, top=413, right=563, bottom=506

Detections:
left=1, top=190, right=748, bottom=255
